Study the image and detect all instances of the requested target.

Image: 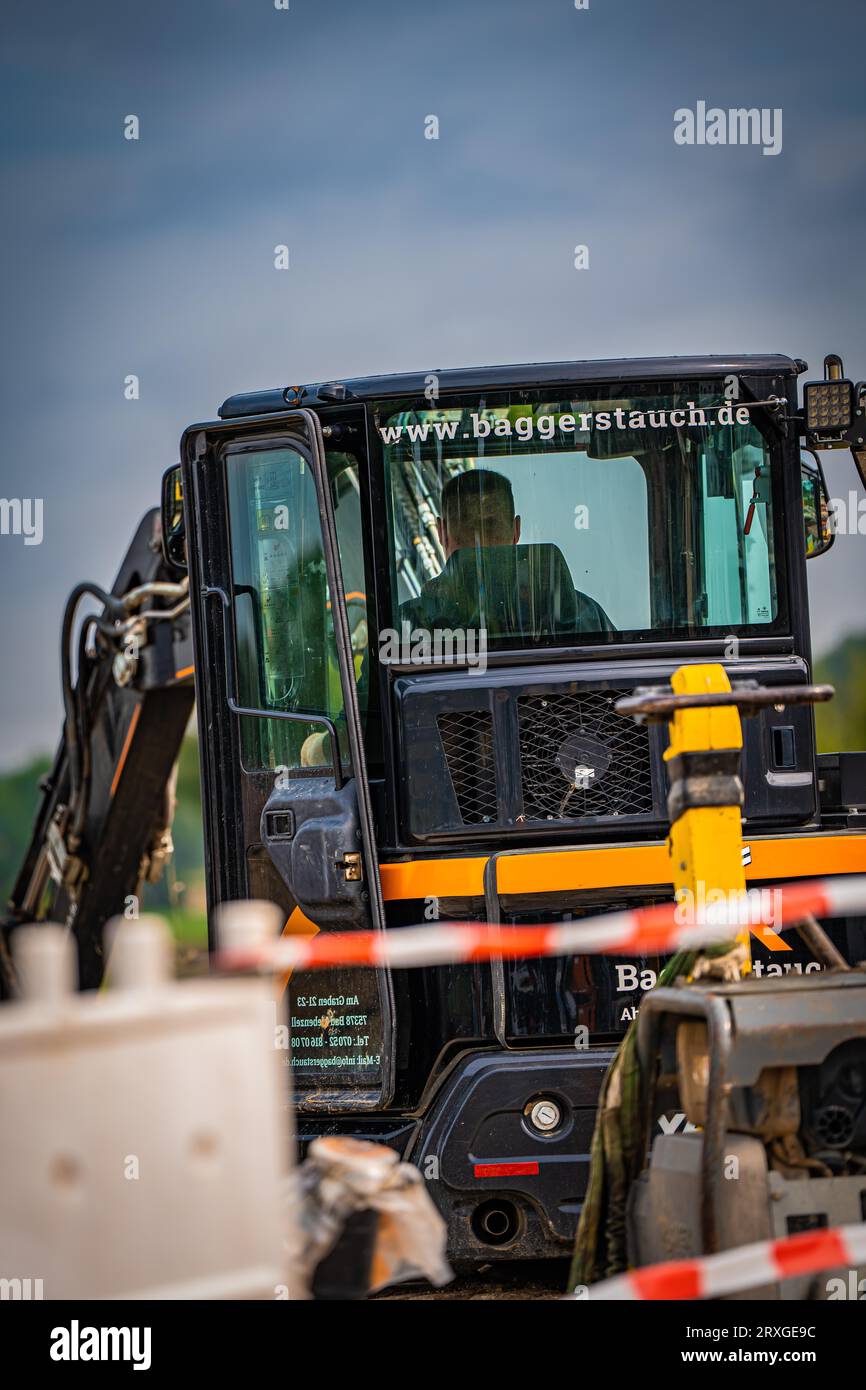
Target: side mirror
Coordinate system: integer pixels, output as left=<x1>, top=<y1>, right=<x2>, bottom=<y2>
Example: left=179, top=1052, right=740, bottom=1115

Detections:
left=800, top=450, right=835, bottom=558
left=160, top=464, right=187, bottom=573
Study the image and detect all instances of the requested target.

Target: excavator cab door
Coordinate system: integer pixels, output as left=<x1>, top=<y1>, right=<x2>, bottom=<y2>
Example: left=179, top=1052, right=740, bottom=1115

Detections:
left=182, top=409, right=395, bottom=1109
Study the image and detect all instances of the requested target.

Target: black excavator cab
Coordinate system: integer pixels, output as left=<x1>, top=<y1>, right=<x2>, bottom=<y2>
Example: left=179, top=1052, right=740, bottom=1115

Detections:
left=7, top=354, right=866, bottom=1264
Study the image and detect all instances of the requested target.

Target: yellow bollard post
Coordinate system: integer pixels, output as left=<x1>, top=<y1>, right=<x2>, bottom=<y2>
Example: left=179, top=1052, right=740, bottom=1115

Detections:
left=663, top=664, right=751, bottom=976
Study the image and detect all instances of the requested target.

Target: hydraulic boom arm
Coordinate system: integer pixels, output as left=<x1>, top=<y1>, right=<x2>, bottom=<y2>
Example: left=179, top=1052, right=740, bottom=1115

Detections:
left=3, top=508, right=196, bottom=992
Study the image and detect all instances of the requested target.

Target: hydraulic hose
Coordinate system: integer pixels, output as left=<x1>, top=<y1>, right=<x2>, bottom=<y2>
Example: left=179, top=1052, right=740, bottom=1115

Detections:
left=60, top=582, right=125, bottom=851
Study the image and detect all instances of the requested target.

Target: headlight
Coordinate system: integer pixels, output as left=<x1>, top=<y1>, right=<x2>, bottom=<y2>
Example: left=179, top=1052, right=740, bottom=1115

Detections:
left=804, top=378, right=854, bottom=435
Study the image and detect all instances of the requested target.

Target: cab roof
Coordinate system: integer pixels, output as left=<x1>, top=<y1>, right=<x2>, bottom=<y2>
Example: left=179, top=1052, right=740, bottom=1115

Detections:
left=218, top=353, right=803, bottom=419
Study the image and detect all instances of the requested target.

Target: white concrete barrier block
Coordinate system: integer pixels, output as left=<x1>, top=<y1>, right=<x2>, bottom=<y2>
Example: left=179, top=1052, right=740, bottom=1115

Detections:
left=0, top=919, right=298, bottom=1300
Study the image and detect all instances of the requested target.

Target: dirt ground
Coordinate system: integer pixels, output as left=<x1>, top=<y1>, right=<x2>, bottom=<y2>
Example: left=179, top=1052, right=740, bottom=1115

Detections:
left=373, top=1259, right=567, bottom=1300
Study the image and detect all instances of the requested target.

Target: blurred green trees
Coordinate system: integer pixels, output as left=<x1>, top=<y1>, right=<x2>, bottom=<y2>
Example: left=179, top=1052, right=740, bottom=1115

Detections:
left=814, top=635, right=866, bottom=754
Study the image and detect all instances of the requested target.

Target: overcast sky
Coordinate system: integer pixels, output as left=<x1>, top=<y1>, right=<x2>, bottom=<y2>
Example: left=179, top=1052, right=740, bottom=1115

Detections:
left=0, top=0, right=864, bottom=770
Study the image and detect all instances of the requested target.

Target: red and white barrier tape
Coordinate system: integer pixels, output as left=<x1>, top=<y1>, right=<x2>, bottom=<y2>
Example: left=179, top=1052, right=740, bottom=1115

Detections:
left=217, top=875, right=866, bottom=973
left=574, top=1221, right=866, bottom=1300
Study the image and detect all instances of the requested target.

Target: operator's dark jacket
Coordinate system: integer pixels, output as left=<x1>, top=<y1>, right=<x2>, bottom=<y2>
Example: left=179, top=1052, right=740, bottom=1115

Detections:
left=399, top=543, right=614, bottom=640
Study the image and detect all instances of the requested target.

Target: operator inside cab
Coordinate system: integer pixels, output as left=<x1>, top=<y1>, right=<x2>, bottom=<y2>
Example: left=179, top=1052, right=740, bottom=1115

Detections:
left=301, top=467, right=612, bottom=768
left=400, top=468, right=614, bottom=637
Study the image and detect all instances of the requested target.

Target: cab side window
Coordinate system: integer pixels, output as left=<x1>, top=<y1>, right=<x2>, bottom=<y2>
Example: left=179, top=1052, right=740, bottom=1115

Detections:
left=227, top=445, right=370, bottom=773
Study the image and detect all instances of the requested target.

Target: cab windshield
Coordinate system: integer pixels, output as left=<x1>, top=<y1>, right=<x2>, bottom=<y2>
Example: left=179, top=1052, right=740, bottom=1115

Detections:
left=377, top=382, right=784, bottom=649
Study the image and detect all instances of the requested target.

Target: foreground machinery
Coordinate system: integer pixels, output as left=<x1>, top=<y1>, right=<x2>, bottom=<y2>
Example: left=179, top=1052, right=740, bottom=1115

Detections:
left=628, top=969, right=866, bottom=1298
left=5, top=351, right=866, bottom=1268
left=570, top=665, right=866, bottom=1296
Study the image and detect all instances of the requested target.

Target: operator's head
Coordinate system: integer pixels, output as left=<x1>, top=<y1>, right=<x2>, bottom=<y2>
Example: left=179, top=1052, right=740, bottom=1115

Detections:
left=438, top=468, right=521, bottom=559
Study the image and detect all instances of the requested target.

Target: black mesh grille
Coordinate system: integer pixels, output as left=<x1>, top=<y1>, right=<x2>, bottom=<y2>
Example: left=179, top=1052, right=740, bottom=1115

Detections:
left=437, top=709, right=498, bottom=825
left=517, top=688, right=653, bottom=822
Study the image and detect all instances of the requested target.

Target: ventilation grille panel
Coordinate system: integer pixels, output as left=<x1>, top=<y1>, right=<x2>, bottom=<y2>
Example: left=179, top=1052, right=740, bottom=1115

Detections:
left=437, top=709, right=498, bottom=825
left=517, top=688, right=653, bottom=822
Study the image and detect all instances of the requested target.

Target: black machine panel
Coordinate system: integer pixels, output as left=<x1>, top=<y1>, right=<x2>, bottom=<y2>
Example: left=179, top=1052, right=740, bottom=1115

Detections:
left=394, top=658, right=817, bottom=845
